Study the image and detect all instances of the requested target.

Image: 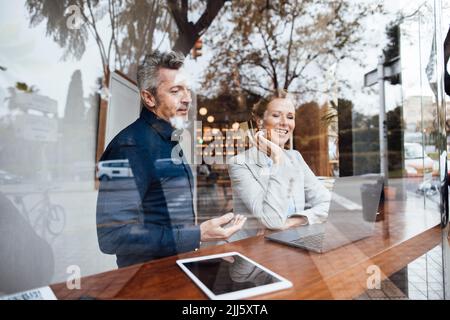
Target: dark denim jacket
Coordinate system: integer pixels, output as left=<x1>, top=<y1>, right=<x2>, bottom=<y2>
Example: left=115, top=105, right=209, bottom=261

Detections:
left=96, top=107, right=200, bottom=268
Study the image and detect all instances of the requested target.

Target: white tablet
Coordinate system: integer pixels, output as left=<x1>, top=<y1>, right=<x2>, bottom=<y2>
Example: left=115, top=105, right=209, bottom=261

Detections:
left=176, top=252, right=293, bottom=300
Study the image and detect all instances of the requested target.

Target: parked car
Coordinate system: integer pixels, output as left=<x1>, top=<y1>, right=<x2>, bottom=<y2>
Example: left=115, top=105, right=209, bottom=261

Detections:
left=404, top=143, right=434, bottom=178
left=96, top=159, right=133, bottom=181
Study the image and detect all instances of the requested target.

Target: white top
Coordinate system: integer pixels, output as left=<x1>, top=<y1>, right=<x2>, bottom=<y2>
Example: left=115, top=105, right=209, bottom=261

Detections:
left=227, top=147, right=331, bottom=241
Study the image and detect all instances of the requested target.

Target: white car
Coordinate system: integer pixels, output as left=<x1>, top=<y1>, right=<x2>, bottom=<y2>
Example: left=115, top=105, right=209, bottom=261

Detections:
left=96, top=159, right=133, bottom=181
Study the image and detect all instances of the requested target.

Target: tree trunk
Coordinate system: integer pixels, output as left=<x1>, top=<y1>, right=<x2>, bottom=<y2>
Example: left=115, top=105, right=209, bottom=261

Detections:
left=172, top=22, right=197, bottom=55
left=169, top=0, right=227, bottom=56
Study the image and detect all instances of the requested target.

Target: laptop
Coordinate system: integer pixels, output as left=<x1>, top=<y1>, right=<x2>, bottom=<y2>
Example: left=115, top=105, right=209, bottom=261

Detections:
left=265, top=175, right=383, bottom=253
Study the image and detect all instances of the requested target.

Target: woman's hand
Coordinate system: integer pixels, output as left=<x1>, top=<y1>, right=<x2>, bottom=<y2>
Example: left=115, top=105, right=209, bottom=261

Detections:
left=281, top=216, right=308, bottom=230
left=248, top=130, right=285, bottom=164
left=256, top=216, right=308, bottom=234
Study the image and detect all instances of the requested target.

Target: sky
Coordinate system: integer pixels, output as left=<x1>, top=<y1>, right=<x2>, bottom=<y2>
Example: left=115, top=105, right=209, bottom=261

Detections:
left=0, top=2, right=102, bottom=117
left=0, top=0, right=447, bottom=119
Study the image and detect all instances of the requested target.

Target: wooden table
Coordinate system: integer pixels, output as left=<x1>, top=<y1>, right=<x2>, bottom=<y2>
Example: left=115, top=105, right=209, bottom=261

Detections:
left=51, top=198, right=442, bottom=300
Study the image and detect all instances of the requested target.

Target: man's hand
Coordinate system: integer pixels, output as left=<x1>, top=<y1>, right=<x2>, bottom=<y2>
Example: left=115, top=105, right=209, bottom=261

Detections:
left=200, top=213, right=247, bottom=242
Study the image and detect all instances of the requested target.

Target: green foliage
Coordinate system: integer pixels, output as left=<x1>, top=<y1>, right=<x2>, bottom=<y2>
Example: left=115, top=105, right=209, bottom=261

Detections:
left=383, top=22, right=400, bottom=61
left=15, top=82, right=38, bottom=93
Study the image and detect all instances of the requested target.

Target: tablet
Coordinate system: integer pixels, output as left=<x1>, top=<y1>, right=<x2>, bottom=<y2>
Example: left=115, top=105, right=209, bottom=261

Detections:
left=176, top=252, right=293, bottom=300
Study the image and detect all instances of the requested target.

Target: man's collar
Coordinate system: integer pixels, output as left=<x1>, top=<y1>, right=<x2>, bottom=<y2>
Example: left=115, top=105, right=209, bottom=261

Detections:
left=140, top=107, right=174, bottom=141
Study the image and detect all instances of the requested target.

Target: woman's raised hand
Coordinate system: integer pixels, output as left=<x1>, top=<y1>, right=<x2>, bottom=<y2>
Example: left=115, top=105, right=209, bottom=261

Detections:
left=248, top=130, right=285, bottom=165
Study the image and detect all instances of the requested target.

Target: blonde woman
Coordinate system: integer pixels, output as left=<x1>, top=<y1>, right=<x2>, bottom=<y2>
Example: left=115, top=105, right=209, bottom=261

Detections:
left=228, top=90, right=330, bottom=240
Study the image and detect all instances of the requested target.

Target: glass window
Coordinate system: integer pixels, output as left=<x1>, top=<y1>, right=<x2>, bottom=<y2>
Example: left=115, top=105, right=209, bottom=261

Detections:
left=0, top=0, right=448, bottom=301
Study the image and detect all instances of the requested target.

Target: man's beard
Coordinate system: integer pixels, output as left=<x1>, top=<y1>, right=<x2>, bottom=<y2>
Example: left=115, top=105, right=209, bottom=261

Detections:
left=152, top=96, right=189, bottom=130
left=169, top=115, right=189, bottom=130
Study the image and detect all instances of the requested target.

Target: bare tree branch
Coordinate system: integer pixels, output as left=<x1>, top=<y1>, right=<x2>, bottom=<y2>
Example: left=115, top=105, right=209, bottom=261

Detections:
left=167, top=0, right=185, bottom=31
left=257, top=24, right=278, bottom=90
left=77, top=0, right=109, bottom=80
left=284, top=10, right=297, bottom=89
left=107, top=0, right=115, bottom=66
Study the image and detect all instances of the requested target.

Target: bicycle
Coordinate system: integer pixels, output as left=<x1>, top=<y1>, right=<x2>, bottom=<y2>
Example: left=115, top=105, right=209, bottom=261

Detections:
left=13, top=188, right=66, bottom=238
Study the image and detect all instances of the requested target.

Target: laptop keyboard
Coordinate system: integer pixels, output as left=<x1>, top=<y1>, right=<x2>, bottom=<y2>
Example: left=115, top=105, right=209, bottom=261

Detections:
left=291, top=233, right=325, bottom=251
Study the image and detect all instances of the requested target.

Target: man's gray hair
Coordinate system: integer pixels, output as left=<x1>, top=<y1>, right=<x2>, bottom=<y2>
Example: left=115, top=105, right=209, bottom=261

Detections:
left=137, top=50, right=185, bottom=95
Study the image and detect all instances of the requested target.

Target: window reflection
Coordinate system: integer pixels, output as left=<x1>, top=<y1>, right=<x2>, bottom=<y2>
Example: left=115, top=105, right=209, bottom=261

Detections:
left=0, top=0, right=448, bottom=299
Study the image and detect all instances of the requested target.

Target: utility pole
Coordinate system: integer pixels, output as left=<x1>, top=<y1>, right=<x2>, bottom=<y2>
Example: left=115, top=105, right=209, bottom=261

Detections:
left=377, top=54, right=389, bottom=185
left=364, top=54, right=401, bottom=186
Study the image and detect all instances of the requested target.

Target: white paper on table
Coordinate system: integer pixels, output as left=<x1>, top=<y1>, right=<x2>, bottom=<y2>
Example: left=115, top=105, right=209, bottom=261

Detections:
left=0, top=286, right=57, bottom=300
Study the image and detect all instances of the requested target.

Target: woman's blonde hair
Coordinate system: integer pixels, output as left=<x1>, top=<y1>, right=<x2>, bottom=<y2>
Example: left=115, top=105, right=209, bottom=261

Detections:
left=252, top=89, right=294, bottom=120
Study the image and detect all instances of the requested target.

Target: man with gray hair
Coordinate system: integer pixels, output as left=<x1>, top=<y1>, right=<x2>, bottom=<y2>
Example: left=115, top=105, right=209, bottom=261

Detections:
left=96, top=51, right=246, bottom=268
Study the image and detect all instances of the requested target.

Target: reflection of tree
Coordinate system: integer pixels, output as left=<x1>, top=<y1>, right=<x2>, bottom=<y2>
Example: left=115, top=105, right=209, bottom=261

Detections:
left=64, top=70, right=85, bottom=124
left=336, top=99, right=381, bottom=176
left=167, top=0, right=228, bottom=55
left=25, top=0, right=228, bottom=82
left=349, top=106, right=405, bottom=177
left=352, top=118, right=379, bottom=176
left=25, top=0, right=176, bottom=83
left=25, top=0, right=228, bottom=162
left=386, top=106, right=405, bottom=178
left=383, top=23, right=400, bottom=62
left=117, top=1, right=176, bottom=78
left=61, top=70, right=97, bottom=179
left=202, top=0, right=384, bottom=100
